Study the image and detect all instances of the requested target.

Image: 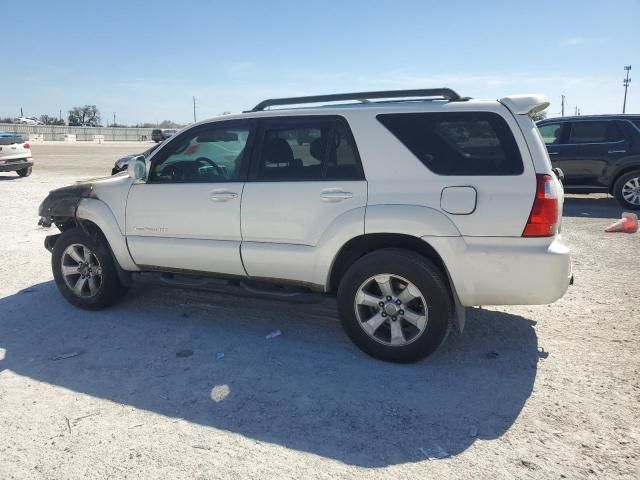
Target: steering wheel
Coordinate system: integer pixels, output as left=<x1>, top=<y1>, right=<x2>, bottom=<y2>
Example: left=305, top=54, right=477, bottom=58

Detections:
left=195, top=157, right=225, bottom=177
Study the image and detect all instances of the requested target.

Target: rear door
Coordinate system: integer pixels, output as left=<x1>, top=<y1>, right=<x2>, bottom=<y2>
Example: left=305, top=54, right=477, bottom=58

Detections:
left=560, top=120, right=627, bottom=185
left=240, top=116, right=367, bottom=282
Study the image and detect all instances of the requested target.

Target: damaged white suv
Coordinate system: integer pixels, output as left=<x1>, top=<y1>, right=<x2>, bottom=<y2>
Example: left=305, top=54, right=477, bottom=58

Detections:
left=39, top=89, right=572, bottom=362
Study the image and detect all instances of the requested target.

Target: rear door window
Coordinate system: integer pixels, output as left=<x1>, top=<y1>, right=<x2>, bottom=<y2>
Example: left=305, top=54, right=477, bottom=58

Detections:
left=253, top=117, right=364, bottom=181
left=537, top=123, right=564, bottom=145
left=567, top=121, right=623, bottom=143
left=377, top=112, right=523, bottom=175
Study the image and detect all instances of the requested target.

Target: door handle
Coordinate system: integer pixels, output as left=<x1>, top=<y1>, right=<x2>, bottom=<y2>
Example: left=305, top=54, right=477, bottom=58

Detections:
left=210, top=190, right=238, bottom=202
left=608, top=150, right=626, bottom=154
left=547, top=151, right=559, bottom=155
left=320, top=188, right=353, bottom=202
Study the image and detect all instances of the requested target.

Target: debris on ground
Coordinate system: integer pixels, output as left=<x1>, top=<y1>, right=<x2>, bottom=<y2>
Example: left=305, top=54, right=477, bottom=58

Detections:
left=469, top=425, right=478, bottom=437
left=52, top=351, right=82, bottom=361
left=605, top=212, right=638, bottom=233
left=216, top=352, right=225, bottom=360
left=176, top=349, right=194, bottom=358
left=192, top=445, right=212, bottom=450
left=419, top=445, right=448, bottom=459
left=129, top=423, right=143, bottom=429
left=265, top=329, right=282, bottom=340
left=485, top=351, right=500, bottom=359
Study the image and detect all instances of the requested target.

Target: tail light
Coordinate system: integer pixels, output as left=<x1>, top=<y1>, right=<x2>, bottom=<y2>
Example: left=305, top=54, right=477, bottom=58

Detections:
left=23, top=143, right=30, bottom=149
left=522, top=174, right=559, bottom=237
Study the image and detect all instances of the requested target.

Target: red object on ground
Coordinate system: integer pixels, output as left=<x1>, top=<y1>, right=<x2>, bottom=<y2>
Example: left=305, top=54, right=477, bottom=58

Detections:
left=605, top=213, right=638, bottom=233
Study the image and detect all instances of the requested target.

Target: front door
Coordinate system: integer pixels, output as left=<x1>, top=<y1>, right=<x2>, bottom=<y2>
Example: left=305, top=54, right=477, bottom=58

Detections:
left=125, top=120, right=254, bottom=275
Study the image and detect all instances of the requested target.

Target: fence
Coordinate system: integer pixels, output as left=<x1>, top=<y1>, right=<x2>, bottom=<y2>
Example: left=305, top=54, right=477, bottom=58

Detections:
left=0, top=124, right=154, bottom=142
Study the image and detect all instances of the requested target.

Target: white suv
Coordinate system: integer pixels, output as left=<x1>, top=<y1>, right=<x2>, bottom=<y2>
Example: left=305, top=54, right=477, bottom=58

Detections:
left=38, top=89, right=572, bottom=362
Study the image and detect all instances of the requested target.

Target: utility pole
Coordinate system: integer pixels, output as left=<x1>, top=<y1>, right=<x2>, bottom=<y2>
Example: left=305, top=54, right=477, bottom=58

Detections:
left=561, top=95, right=565, bottom=116
left=193, top=96, right=197, bottom=123
left=623, top=65, right=632, bottom=114
left=113, top=112, right=116, bottom=127
left=59, top=109, right=62, bottom=121
left=20, top=107, right=23, bottom=117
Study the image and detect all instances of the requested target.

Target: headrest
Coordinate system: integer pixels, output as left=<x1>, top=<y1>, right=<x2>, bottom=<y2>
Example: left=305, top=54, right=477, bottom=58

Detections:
left=310, top=137, right=327, bottom=162
left=264, top=137, right=294, bottom=165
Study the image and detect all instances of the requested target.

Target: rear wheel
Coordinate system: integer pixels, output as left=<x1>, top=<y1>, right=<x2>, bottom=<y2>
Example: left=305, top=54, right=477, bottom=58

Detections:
left=613, top=170, right=640, bottom=210
left=52, top=227, right=127, bottom=310
left=337, top=249, right=452, bottom=363
left=17, top=166, right=32, bottom=177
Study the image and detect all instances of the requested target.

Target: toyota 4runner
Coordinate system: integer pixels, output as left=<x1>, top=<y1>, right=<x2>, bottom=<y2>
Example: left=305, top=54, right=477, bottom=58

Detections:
left=38, top=89, right=572, bottom=362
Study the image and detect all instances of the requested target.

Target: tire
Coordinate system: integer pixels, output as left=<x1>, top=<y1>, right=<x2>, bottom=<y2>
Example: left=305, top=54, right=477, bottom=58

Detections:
left=17, top=166, right=32, bottom=177
left=337, top=248, right=452, bottom=363
left=613, top=170, right=640, bottom=210
left=51, top=227, right=128, bottom=310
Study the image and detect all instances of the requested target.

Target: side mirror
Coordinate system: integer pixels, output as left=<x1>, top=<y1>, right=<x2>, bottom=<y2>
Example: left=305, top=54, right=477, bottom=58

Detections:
left=128, top=155, right=147, bottom=181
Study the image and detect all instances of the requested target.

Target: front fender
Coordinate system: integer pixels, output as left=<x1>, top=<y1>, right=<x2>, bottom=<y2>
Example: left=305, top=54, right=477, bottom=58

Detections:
left=76, top=198, right=139, bottom=271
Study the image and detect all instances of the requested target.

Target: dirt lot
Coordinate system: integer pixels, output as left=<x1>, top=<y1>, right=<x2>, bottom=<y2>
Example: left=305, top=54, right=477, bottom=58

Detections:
left=1, top=142, right=638, bottom=479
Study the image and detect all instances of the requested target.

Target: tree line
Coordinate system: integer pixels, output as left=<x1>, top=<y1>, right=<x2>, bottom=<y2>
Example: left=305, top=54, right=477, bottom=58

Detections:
left=1, top=105, right=185, bottom=128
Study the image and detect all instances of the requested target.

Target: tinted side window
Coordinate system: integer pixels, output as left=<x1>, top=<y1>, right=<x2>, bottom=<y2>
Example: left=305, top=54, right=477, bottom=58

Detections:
left=568, top=122, right=609, bottom=143
left=326, top=121, right=362, bottom=179
left=537, top=123, right=563, bottom=145
left=149, top=123, right=251, bottom=183
left=256, top=119, right=363, bottom=181
left=377, top=112, right=523, bottom=175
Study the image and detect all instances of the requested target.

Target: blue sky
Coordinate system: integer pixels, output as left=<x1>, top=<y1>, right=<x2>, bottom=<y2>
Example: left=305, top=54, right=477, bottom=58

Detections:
left=4, top=0, right=638, bottom=124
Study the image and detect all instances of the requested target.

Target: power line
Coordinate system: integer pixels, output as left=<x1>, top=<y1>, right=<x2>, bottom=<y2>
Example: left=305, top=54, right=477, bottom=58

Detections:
left=623, top=65, right=632, bottom=114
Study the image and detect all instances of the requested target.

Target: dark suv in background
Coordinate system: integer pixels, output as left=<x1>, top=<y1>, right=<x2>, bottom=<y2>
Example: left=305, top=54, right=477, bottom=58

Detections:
left=537, top=115, right=640, bottom=209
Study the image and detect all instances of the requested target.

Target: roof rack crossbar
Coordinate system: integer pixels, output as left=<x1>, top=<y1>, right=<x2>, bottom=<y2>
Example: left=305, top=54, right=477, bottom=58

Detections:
left=250, top=88, right=462, bottom=112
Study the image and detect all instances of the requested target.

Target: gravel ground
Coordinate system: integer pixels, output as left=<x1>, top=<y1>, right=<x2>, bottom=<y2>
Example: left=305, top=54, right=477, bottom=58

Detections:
left=0, top=143, right=638, bottom=479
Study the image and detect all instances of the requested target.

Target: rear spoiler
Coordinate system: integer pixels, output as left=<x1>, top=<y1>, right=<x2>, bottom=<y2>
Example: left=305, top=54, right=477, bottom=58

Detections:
left=499, top=94, right=550, bottom=116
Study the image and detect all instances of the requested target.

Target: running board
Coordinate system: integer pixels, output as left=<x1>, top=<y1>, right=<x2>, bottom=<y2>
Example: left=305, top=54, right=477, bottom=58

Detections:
left=136, top=272, right=327, bottom=304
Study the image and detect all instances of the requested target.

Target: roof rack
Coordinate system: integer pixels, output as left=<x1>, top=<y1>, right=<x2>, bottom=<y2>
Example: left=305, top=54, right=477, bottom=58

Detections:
left=249, top=88, right=465, bottom=112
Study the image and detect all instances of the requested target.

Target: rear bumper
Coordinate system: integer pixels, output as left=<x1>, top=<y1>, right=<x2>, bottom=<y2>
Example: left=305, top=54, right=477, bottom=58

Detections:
left=424, top=235, right=572, bottom=307
left=0, top=158, right=33, bottom=172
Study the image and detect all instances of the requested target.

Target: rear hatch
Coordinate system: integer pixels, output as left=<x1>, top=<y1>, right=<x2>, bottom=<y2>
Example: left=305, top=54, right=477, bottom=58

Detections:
left=0, top=133, right=31, bottom=161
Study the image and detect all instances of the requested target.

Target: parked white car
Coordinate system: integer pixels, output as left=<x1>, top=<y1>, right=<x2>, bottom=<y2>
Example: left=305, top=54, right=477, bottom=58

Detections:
left=14, top=116, right=43, bottom=125
left=38, top=89, right=572, bottom=362
left=0, top=132, right=33, bottom=177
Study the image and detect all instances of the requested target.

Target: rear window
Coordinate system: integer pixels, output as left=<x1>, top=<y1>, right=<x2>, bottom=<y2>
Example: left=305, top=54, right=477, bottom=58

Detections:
left=377, top=112, right=523, bottom=175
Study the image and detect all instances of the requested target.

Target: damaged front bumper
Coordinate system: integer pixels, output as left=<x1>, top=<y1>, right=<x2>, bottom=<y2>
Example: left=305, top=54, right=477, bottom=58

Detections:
left=38, top=183, right=94, bottom=228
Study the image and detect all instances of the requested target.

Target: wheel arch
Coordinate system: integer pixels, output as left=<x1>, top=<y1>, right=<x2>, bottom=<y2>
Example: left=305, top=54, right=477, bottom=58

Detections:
left=327, top=233, right=466, bottom=331
left=608, top=163, right=640, bottom=193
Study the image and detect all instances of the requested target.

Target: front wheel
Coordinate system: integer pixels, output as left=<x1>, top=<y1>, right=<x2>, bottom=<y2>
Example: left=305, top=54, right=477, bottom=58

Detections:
left=17, top=166, right=32, bottom=177
left=52, top=227, right=127, bottom=310
left=337, top=249, right=452, bottom=363
left=613, top=170, right=640, bottom=210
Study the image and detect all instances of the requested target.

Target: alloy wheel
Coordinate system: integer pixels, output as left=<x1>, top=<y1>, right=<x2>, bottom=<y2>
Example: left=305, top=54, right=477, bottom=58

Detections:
left=354, top=274, right=429, bottom=346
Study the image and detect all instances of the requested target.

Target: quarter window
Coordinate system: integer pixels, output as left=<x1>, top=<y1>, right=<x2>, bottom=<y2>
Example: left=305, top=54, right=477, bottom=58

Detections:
left=377, top=112, right=523, bottom=175
left=149, top=123, right=251, bottom=183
